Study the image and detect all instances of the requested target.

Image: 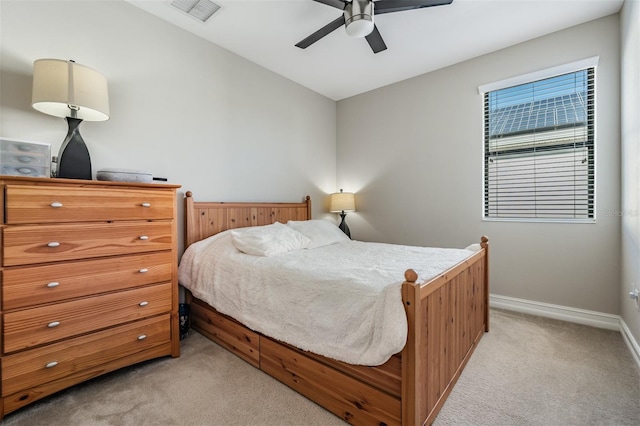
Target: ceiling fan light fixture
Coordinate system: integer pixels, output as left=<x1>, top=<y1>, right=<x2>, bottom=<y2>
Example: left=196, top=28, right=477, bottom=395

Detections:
left=344, top=0, right=374, bottom=38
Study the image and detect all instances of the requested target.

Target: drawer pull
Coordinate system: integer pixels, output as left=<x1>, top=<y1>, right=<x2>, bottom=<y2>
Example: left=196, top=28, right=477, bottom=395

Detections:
left=138, top=334, right=147, bottom=341
left=139, top=301, right=149, bottom=307
left=141, top=202, right=151, bottom=207
left=50, top=202, right=63, bottom=208
left=139, top=268, right=149, bottom=273
left=46, top=282, right=60, bottom=288
left=45, top=361, right=58, bottom=368
left=47, top=321, right=61, bottom=328
left=47, top=242, right=61, bottom=248
left=139, top=235, right=149, bottom=240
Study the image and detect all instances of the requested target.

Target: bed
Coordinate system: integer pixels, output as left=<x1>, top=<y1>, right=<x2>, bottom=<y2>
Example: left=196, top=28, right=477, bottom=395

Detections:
left=180, top=192, right=489, bottom=425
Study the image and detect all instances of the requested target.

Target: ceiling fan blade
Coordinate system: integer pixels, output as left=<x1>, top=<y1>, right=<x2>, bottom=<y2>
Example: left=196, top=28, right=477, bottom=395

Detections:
left=312, top=0, right=347, bottom=10
left=375, top=0, right=453, bottom=15
left=295, top=15, right=346, bottom=49
left=365, top=25, right=387, bottom=54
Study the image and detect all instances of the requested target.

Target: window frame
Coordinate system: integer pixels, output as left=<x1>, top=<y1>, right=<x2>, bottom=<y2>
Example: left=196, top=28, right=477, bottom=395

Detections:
left=479, top=58, right=598, bottom=224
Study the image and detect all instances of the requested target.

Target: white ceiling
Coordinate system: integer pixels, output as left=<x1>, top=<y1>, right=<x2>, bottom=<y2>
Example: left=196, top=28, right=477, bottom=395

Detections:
left=125, top=0, right=623, bottom=100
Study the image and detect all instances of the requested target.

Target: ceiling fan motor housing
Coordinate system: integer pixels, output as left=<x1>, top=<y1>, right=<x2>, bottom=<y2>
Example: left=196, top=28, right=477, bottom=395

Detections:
left=344, top=0, right=374, bottom=38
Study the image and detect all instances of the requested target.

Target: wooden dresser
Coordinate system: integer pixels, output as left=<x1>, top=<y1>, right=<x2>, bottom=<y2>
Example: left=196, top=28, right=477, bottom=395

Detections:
left=0, top=176, right=181, bottom=419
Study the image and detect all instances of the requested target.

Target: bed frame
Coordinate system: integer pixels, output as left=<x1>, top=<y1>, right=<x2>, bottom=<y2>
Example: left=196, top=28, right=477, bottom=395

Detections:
left=183, top=191, right=489, bottom=425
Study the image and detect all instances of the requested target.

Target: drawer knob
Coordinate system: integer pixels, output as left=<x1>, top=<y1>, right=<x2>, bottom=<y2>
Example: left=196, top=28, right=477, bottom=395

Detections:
left=141, top=202, right=151, bottom=207
left=138, top=334, right=147, bottom=341
left=139, top=268, right=149, bottom=273
left=50, top=202, right=63, bottom=208
left=139, top=301, right=149, bottom=307
left=46, top=282, right=60, bottom=288
left=47, top=242, right=61, bottom=248
left=139, top=235, right=149, bottom=241
left=47, top=321, right=61, bottom=328
left=45, top=361, right=59, bottom=369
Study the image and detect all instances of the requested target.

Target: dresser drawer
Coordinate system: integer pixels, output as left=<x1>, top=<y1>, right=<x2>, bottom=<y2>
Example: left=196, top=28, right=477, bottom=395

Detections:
left=1, top=314, right=170, bottom=396
left=5, top=185, right=174, bottom=224
left=3, top=282, right=172, bottom=353
left=2, top=252, right=173, bottom=310
left=2, top=221, right=173, bottom=266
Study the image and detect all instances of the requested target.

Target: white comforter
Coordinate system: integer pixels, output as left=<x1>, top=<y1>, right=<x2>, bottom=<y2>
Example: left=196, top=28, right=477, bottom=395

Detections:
left=178, top=231, right=475, bottom=366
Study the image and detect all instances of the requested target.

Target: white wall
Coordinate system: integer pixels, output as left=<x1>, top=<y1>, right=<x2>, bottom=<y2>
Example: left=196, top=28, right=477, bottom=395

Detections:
left=620, top=0, right=640, bottom=346
left=337, top=15, right=621, bottom=314
left=0, top=0, right=337, bottom=253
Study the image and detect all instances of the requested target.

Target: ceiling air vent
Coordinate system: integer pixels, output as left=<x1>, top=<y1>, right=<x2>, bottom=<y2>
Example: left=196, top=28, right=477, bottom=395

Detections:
left=171, top=0, right=220, bottom=23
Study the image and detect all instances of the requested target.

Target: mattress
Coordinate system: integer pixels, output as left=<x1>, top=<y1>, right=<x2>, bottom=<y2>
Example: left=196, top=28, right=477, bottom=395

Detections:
left=178, top=229, right=475, bottom=366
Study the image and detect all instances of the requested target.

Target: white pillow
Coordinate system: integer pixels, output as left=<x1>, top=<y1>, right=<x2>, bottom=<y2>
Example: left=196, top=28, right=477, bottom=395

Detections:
left=231, top=222, right=311, bottom=256
left=287, top=219, right=350, bottom=249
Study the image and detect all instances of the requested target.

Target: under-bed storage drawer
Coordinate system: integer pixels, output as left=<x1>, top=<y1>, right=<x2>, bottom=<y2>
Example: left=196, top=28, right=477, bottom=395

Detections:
left=2, top=221, right=173, bottom=266
left=2, top=251, right=173, bottom=310
left=5, top=185, right=175, bottom=224
left=3, top=282, right=172, bottom=353
left=190, top=298, right=260, bottom=367
left=260, top=337, right=401, bottom=426
left=1, top=314, right=171, bottom=397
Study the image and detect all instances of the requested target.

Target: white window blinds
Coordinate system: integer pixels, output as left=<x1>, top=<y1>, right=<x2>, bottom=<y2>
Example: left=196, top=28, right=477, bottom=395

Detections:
left=482, top=67, right=595, bottom=221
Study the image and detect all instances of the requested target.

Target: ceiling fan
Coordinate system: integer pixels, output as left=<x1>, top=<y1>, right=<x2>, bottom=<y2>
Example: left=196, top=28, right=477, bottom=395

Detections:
left=295, top=0, right=453, bottom=54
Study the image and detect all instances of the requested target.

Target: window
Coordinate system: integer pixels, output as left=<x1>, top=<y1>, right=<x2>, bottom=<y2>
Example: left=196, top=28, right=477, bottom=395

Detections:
left=481, top=64, right=595, bottom=222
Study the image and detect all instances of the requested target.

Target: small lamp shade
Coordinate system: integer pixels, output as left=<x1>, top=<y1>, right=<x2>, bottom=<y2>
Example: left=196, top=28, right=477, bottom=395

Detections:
left=32, top=59, right=109, bottom=122
left=330, top=190, right=356, bottom=213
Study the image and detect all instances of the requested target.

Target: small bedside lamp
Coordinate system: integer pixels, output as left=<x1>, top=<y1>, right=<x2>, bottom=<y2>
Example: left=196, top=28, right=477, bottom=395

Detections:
left=330, top=189, right=356, bottom=238
left=32, top=58, right=110, bottom=179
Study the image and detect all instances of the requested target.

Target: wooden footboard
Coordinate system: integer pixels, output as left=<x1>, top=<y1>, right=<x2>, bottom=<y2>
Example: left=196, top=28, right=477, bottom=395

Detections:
left=182, top=192, right=489, bottom=425
left=402, top=239, right=488, bottom=425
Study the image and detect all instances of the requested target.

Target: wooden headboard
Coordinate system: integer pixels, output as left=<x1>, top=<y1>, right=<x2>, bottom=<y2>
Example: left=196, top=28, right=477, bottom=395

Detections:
left=184, top=191, right=312, bottom=249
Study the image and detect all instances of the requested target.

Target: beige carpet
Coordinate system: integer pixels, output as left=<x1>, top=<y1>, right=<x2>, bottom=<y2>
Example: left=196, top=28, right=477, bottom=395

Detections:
left=434, top=309, right=640, bottom=426
left=3, top=309, right=639, bottom=426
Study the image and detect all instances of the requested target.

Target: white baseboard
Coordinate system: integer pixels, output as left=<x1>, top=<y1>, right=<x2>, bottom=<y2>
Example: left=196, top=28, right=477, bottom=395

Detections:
left=620, top=319, right=640, bottom=371
left=490, top=294, right=620, bottom=330
left=489, top=293, right=640, bottom=371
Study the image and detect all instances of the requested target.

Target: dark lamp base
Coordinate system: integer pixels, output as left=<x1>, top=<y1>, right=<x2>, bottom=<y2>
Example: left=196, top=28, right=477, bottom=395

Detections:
left=57, top=116, right=92, bottom=180
left=338, top=212, right=351, bottom=239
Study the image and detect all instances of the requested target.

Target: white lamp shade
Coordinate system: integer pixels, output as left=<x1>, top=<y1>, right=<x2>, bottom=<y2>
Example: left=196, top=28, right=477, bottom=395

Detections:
left=32, top=59, right=110, bottom=122
left=330, top=191, right=356, bottom=212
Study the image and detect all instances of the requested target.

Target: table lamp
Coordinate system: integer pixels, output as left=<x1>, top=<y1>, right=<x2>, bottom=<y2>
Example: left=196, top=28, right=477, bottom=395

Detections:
left=32, top=59, right=110, bottom=179
left=330, top=189, right=356, bottom=238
